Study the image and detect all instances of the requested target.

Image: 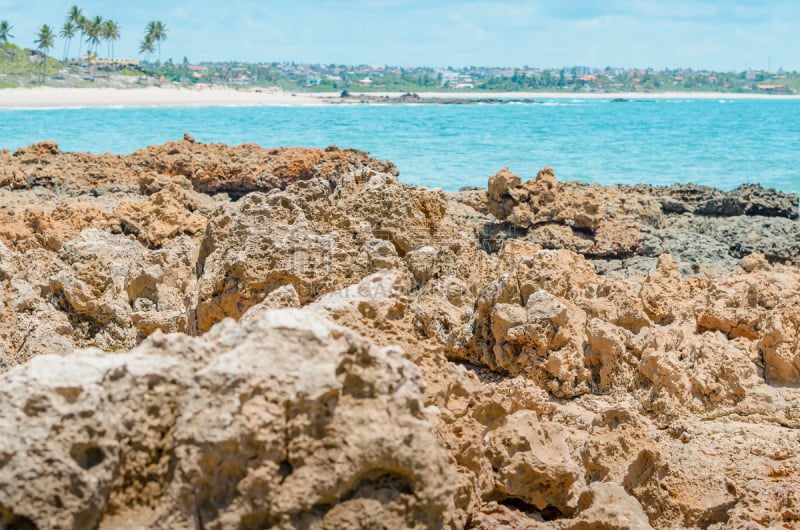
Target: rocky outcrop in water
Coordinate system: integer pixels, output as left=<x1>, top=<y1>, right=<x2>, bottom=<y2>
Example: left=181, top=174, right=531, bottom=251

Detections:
left=483, top=166, right=800, bottom=275
left=1, top=137, right=799, bottom=529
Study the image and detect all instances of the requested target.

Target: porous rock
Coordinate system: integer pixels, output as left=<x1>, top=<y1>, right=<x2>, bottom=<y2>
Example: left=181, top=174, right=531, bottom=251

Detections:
left=0, top=308, right=454, bottom=529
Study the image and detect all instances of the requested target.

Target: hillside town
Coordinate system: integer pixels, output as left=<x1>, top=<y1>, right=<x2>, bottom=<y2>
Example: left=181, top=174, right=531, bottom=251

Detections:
left=175, top=62, right=798, bottom=94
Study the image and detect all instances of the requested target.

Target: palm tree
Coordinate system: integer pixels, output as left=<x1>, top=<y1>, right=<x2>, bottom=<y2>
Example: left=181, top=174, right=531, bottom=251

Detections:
left=0, top=20, right=13, bottom=45
left=86, top=15, right=103, bottom=58
left=66, top=6, right=84, bottom=59
left=78, top=16, right=92, bottom=62
left=66, top=5, right=82, bottom=25
left=146, top=20, right=168, bottom=64
left=60, top=20, right=76, bottom=60
left=102, top=20, right=120, bottom=61
left=35, top=24, right=55, bottom=82
left=139, top=33, right=155, bottom=63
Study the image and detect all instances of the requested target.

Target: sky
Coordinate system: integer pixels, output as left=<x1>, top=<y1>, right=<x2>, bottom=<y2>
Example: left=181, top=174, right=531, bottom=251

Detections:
left=1, top=0, right=799, bottom=71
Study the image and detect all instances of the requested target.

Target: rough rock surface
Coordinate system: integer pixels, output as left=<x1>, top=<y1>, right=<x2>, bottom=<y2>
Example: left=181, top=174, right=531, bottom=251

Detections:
left=2, top=138, right=800, bottom=529
left=483, top=167, right=800, bottom=274
left=0, top=309, right=453, bottom=529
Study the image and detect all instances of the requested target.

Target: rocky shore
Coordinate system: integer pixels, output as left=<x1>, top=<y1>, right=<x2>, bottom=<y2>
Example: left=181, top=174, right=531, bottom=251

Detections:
left=1, top=137, right=799, bottom=529
left=333, top=92, right=541, bottom=105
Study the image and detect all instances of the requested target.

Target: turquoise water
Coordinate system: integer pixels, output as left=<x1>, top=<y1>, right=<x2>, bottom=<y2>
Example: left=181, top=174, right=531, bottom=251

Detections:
left=1, top=99, right=799, bottom=192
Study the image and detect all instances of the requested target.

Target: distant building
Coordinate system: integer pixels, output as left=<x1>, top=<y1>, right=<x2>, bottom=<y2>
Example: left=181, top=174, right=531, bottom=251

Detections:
left=746, top=69, right=757, bottom=81
left=357, top=78, right=373, bottom=87
left=455, top=74, right=474, bottom=89
left=756, top=84, right=789, bottom=93
left=439, top=71, right=459, bottom=87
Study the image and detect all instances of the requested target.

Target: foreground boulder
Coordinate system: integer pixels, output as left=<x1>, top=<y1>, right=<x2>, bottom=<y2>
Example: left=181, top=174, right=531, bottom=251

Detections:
left=0, top=309, right=454, bottom=529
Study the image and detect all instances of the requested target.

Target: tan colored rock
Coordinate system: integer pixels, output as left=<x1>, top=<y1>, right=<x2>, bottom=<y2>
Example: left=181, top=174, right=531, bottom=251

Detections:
left=758, top=313, right=800, bottom=384
left=192, top=171, right=444, bottom=332
left=580, top=407, right=652, bottom=484
left=0, top=309, right=454, bottom=529
left=486, top=410, right=584, bottom=514
left=1, top=138, right=398, bottom=198
left=4, top=140, right=800, bottom=529
left=0, top=242, right=75, bottom=368
left=449, top=250, right=598, bottom=397
left=585, top=318, right=637, bottom=391
left=639, top=254, right=688, bottom=324
left=564, top=482, right=652, bottom=530
left=132, top=140, right=399, bottom=198
left=113, top=183, right=208, bottom=248
left=488, top=167, right=603, bottom=232
left=48, top=229, right=196, bottom=349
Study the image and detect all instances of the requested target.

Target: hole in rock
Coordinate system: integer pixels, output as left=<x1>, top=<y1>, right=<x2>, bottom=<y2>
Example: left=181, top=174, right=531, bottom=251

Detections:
left=340, top=470, right=414, bottom=503
left=0, top=507, right=38, bottom=530
left=499, top=498, right=564, bottom=521
left=278, top=460, right=293, bottom=481
left=696, top=499, right=735, bottom=529
left=310, top=503, right=334, bottom=516
left=70, top=443, right=105, bottom=470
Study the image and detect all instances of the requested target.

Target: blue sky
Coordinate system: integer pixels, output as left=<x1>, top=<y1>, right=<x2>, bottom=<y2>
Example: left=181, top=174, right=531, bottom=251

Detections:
left=1, top=0, right=798, bottom=70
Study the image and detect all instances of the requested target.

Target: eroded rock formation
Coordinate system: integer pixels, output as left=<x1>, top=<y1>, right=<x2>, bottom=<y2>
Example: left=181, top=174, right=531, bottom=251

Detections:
left=1, top=138, right=799, bottom=529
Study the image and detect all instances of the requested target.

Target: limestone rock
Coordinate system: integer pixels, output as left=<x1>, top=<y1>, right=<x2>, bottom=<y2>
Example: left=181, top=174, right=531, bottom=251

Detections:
left=488, top=167, right=603, bottom=232
left=48, top=229, right=196, bottom=350
left=0, top=309, right=454, bottom=529
left=485, top=410, right=584, bottom=514
left=3, top=140, right=800, bottom=529
left=192, top=171, right=444, bottom=332
left=565, top=482, right=652, bottom=530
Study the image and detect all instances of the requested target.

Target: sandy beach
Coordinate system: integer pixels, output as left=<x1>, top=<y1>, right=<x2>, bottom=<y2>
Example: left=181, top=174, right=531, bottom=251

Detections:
left=1, top=86, right=799, bottom=108
left=0, top=86, right=326, bottom=108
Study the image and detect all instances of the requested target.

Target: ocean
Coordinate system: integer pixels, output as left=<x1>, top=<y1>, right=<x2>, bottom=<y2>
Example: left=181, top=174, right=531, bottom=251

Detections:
left=1, top=98, right=799, bottom=193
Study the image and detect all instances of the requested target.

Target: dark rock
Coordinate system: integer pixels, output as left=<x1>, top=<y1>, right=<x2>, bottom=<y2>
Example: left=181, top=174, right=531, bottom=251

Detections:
left=625, top=183, right=798, bottom=219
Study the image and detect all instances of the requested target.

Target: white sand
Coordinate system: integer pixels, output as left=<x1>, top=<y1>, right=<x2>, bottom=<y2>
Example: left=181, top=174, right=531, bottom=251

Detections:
left=0, top=86, right=325, bottom=108
left=1, top=86, right=798, bottom=109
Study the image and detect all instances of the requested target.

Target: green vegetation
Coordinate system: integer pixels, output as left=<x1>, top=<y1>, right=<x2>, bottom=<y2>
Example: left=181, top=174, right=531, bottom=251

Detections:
left=60, top=20, right=76, bottom=61
left=144, top=21, right=168, bottom=64
left=103, top=20, right=120, bottom=60
left=85, top=15, right=104, bottom=58
left=34, top=25, right=55, bottom=81
left=0, top=20, right=13, bottom=44
left=0, top=43, right=62, bottom=83
left=118, top=68, right=143, bottom=77
left=139, top=35, right=155, bottom=63
left=0, top=5, right=171, bottom=86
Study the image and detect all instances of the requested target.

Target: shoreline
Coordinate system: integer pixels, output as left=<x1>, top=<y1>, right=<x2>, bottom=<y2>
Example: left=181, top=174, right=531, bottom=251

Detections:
left=1, top=86, right=800, bottom=109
